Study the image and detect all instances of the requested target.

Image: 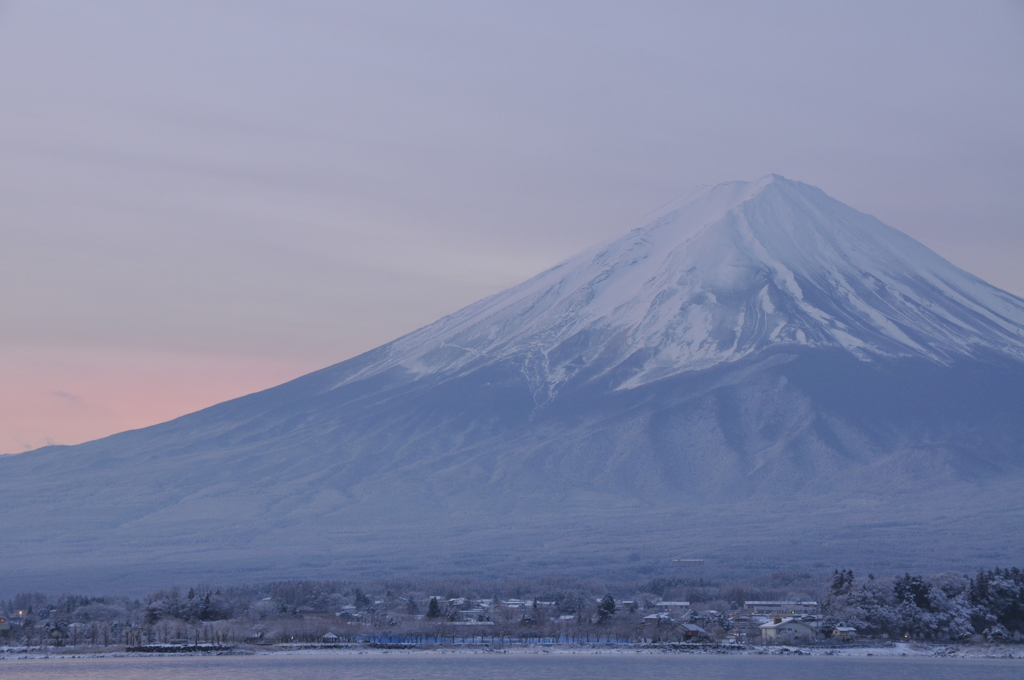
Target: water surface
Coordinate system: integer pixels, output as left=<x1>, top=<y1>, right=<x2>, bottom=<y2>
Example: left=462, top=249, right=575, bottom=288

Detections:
left=0, top=652, right=1019, bottom=679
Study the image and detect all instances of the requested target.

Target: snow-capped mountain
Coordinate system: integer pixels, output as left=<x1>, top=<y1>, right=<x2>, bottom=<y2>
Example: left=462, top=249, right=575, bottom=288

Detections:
left=1, top=175, right=1023, bottom=595
left=343, top=175, right=1024, bottom=396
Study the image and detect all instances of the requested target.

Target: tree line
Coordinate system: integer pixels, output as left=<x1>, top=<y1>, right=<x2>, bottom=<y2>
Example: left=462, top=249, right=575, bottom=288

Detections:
left=822, top=567, right=1024, bottom=642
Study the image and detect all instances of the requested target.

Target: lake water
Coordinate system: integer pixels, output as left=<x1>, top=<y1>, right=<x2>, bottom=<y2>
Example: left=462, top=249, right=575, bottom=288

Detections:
left=0, top=652, right=1019, bottom=680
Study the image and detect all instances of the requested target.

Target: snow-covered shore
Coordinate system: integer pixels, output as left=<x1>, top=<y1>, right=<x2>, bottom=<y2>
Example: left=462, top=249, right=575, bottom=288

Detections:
left=3, top=641, right=1023, bottom=661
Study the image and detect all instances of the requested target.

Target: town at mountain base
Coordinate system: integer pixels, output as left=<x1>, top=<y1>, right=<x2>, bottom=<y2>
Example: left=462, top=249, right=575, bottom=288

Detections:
left=2, top=175, right=1023, bottom=594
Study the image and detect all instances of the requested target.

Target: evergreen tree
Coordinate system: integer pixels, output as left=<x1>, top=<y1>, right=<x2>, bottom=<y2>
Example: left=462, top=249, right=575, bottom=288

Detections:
left=597, top=594, right=616, bottom=623
left=199, top=593, right=214, bottom=620
left=893, top=573, right=932, bottom=611
left=353, top=589, right=372, bottom=609
left=426, top=597, right=442, bottom=619
left=830, top=569, right=854, bottom=596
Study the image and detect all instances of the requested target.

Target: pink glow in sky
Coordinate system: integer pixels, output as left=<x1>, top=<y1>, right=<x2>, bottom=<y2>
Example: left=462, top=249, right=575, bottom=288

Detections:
left=0, top=346, right=321, bottom=454
left=2, top=1, right=1023, bottom=452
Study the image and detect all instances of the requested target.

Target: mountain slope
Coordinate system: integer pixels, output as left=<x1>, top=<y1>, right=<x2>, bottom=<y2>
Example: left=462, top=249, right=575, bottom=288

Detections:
left=2, top=175, right=1023, bottom=594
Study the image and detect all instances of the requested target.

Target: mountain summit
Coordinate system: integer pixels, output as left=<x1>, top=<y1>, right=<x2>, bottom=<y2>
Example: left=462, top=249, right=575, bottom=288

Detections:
left=2, top=176, right=1023, bottom=594
left=359, top=175, right=1024, bottom=394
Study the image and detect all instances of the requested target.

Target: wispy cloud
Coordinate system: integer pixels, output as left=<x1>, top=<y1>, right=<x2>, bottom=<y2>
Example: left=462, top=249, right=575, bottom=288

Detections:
left=17, top=437, right=60, bottom=453
left=50, top=390, right=83, bottom=405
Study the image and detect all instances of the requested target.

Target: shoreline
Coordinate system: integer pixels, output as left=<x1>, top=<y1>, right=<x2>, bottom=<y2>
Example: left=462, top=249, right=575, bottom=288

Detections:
left=3, top=641, right=1023, bottom=661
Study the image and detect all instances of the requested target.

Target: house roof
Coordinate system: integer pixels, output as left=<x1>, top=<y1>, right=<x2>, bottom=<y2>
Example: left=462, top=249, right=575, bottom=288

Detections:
left=759, top=617, right=817, bottom=630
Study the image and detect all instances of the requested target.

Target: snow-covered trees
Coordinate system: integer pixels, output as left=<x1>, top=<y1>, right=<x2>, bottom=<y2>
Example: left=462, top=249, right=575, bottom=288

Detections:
left=824, top=571, right=979, bottom=641
left=596, top=595, right=616, bottom=624
left=830, top=569, right=855, bottom=597
left=143, top=587, right=233, bottom=623
left=968, top=567, right=1024, bottom=639
left=893, top=574, right=932, bottom=610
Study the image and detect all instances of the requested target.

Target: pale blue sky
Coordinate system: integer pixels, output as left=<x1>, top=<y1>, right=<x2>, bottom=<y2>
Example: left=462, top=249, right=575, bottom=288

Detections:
left=2, top=1, right=1023, bottom=450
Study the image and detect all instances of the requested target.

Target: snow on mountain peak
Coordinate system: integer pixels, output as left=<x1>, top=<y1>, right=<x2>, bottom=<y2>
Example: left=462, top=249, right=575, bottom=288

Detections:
left=340, top=175, right=1024, bottom=392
